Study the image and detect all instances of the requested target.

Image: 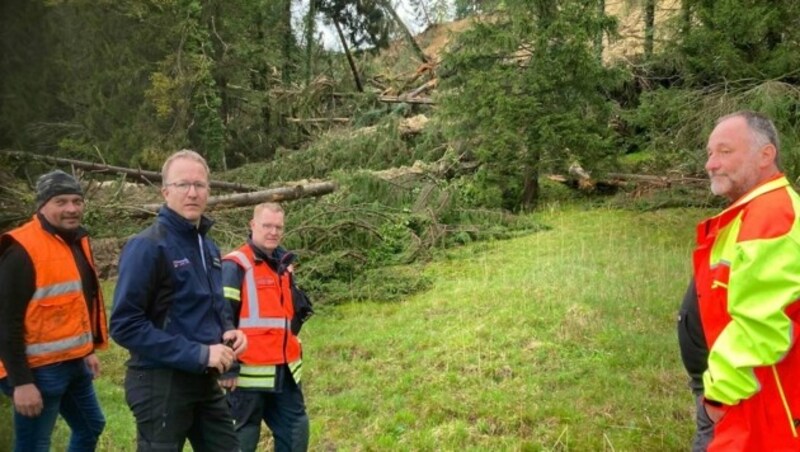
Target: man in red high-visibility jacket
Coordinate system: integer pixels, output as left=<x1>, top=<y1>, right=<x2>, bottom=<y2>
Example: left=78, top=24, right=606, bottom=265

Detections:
left=692, top=111, right=800, bottom=450
left=221, top=202, right=309, bottom=452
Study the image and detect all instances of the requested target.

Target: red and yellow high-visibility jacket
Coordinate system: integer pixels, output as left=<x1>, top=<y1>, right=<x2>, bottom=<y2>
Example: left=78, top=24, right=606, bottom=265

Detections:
left=694, top=174, right=800, bottom=451
left=223, top=244, right=302, bottom=389
left=0, top=215, right=108, bottom=379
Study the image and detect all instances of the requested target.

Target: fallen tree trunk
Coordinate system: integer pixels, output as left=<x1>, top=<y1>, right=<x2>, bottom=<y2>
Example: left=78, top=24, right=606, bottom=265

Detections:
left=548, top=170, right=708, bottom=193
left=286, top=117, right=350, bottom=123
left=1, top=149, right=262, bottom=193
left=378, top=95, right=435, bottom=105
left=605, top=172, right=707, bottom=185
left=134, top=181, right=336, bottom=217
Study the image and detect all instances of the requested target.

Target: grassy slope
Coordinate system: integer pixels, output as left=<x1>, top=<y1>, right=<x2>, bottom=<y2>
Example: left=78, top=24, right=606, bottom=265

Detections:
left=304, top=205, right=708, bottom=450
left=0, top=206, right=710, bottom=450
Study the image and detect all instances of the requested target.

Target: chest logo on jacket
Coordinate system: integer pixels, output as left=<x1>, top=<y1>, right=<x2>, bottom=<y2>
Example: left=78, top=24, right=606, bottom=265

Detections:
left=172, top=258, right=190, bottom=268
left=256, top=277, right=277, bottom=287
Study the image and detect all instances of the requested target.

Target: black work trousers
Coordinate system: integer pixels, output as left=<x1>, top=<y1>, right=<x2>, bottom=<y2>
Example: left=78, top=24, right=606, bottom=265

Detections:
left=228, top=366, right=309, bottom=452
left=124, top=367, right=239, bottom=452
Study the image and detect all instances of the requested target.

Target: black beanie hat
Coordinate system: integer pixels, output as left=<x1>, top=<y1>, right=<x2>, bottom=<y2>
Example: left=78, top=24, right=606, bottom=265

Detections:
left=36, top=170, right=84, bottom=210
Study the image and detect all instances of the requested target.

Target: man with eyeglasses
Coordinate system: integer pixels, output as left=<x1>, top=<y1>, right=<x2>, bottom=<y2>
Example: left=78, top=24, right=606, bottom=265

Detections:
left=0, top=170, right=108, bottom=451
left=220, top=202, right=311, bottom=452
left=110, top=149, right=247, bottom=451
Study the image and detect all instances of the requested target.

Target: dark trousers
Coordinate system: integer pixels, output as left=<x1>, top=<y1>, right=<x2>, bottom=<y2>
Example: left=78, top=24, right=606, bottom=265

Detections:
left=692, top=393, right=714, bottom=452
left=124, top=367, right=239, bottom=452
left=228, top=367, right=309, bottom=452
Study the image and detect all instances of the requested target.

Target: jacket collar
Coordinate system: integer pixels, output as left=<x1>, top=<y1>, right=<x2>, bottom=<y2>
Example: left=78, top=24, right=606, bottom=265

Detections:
left=157, top=205, right=214, bottom=235
left=246, top=239, right=295, bottom=274
left=718, top=173, right=788, bottom=216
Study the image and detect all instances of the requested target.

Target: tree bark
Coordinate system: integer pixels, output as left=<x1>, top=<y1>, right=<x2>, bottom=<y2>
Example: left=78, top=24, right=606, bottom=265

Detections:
left=644, top=0, right=655, bottom=61
left=305, top=0, right=317, bottom=86
left=135, top=181, right=337, bottom=215
left=1, top=149, right=262, bottom=192
left=281, top=0, right=293, bottom=83
left=378, top=0, right=428, bottom=64
left=680, top=0, right=692, bottom=36
left=333, top=17, right=363, bottom=92
left=595, top=0, right=605, bottom=61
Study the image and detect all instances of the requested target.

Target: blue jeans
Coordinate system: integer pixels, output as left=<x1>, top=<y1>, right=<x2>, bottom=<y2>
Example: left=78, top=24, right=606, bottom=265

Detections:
left=0, top=358, right=106, bottom=452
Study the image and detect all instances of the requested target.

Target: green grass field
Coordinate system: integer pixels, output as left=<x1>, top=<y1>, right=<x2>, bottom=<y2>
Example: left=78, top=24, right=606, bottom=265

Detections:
left=0, top=206, right=710, bottom=450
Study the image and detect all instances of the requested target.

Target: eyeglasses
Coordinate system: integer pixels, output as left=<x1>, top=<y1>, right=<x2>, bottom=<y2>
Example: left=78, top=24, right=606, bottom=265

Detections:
left=258, top=224, right=284, bottom=233
left=165, top=181, right=209, bottom=193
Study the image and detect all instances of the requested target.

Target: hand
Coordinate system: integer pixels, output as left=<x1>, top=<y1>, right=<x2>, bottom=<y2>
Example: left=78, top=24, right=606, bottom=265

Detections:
left=219, top=377, right=238, bottom=392
left=223, top=329, right=247, bottom=358
left=84, top=353, right=101, bottom=379
left=208, top=344, right=235, bottom=374
left=704, top=400, right=727, bottom=423
left=13, top=383, right=43, bottom=417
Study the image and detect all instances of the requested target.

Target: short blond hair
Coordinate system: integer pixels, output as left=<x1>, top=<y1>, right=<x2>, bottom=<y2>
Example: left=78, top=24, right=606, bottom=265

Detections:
left=253, top=202, right=284, bottom=219
left=161, top=149, right=210, bottom=185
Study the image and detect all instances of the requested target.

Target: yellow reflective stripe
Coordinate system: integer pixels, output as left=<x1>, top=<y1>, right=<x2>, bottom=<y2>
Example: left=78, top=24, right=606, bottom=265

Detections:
left=711, top=280, right=728, bottom=289
left=238, top=375, right=276, bottom=389
left=729, top=176, right=788, bottom=210
left=32, top=280, right=82, bottom=301
left=772, top=365, right=798, bottom=438
left=240, top=364, right=277, bottom=375
left=289, top=359, right=302, bottom=383
left=238, top=364, right=277, bottom=389
left=223, top=287, right=241, bottom=301
left=26, top=332, right=92, bottom=356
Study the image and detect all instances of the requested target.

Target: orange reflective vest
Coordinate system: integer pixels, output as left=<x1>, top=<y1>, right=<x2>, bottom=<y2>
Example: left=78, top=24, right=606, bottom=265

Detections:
left=224, top=245, right=302, bottom=389
left=0, top=215, right=108, bottom=379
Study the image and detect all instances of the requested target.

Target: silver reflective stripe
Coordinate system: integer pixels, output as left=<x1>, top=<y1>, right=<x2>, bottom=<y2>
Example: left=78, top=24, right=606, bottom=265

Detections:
left=31, top=280, right=82, bottom=301
left=225, top=250, right=289, bottom=330
left=26, top=332, right=92, bottom=356
left=239, top=317, right=287, bottom=329
left=226, top=251, right=261, bottom=324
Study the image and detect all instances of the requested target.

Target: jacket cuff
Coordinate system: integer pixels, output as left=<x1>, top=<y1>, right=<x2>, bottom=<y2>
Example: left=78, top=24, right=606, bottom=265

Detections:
left=198, top=344, right=210, bottom=372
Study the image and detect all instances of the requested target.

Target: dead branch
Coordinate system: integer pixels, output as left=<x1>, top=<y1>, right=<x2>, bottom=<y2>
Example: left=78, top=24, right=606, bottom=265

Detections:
left=1, top=149, right=262, bottom=193
left=406, top=78, right=437, bottom=98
